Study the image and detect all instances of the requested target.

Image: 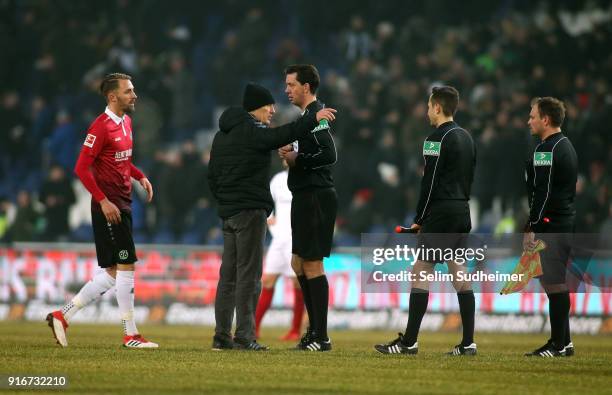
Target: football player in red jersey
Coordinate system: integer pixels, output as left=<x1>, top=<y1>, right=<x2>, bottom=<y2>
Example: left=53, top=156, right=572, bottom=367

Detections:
left=47, top=73, right=157, bottom=348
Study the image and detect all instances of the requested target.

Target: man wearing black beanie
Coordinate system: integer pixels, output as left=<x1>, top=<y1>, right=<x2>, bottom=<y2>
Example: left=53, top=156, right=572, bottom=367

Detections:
left=242, top=83, right=276, bottom=112
left=208, top=82, right=336, bottom=351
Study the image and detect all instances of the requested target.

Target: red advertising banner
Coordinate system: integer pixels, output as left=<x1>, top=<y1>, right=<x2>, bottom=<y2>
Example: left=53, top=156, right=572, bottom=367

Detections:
left=0, top=245, right=609, bottom=334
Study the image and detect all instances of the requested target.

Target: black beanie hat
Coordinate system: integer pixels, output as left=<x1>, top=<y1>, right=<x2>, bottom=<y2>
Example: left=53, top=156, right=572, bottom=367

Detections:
left=243, top=83, right=275, bottom=112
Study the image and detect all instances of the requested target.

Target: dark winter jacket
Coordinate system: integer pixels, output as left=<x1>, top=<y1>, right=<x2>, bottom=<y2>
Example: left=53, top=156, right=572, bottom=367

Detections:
left=208, top=107, right=318, bottom=218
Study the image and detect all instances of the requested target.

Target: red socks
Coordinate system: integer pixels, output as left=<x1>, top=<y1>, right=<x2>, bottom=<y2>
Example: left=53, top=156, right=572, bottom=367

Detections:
left=290, top=287, right=305, bottom=334
left=256, top=285, right=305, bottom=337
left=255, top=287, right=274, bottom=335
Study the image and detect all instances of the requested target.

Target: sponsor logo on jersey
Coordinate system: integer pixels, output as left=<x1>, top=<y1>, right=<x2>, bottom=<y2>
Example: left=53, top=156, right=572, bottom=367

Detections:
left=311, top=119, right=330, bottom=133
left=533, top=152, right=552, bottom=166
left=84, top=134, right=96, bottom=148
left=423, top=141, right=441, bottom=156
left=115, top=148, right=132, bottom=161
left=114, top=137, right=122, bottom=142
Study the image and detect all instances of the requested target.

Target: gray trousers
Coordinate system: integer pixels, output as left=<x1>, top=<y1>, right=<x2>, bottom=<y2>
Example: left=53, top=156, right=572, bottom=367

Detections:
left=214, top=209, right=266, bottom=341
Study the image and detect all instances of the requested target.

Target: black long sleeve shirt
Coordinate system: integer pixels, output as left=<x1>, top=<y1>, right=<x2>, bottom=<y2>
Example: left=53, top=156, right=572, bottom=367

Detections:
left=414, top=121, right=476, bottom=224
left=525, top=131, right=577, bottom=227
left=287, top=100, right=337, bottom=192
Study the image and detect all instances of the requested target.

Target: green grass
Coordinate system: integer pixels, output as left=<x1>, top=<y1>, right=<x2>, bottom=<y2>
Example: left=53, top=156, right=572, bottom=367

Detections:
left=1, top=322, right=611, bottom=395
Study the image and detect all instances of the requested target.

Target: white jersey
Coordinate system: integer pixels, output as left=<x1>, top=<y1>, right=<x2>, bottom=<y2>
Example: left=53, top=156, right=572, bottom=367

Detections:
left=265, top=170, right=293, bottom=277
left=268, top=170, right=292, bottom=240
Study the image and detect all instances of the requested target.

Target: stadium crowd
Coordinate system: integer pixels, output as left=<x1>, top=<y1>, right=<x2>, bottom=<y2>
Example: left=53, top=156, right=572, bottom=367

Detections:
left=1, top=0, right=611, bottom=245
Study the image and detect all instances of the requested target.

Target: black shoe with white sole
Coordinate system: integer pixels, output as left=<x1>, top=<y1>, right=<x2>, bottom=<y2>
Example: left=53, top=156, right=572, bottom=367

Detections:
left=233, top=338, right=269, bottom=351
left=374, top=333, right=418, bottom=355
left=299, top=333, right=332, bottom=352
left=212, top=335, right=234, bottom=351
left=447, top=343, right=477, bottom=356
left=293, top=328, right=315, bottom=350
left=564, top=342, right=574, bottom=357
left=525, top=341, right=564, bottom=357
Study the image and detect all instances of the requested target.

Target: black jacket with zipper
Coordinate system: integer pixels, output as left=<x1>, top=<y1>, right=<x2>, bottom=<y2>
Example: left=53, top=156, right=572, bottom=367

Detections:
left=208, top=106, right=318, bottom=219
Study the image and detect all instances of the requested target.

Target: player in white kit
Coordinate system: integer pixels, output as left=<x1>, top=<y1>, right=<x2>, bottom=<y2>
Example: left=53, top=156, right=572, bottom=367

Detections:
left=255, top=165, right=305, bottom=341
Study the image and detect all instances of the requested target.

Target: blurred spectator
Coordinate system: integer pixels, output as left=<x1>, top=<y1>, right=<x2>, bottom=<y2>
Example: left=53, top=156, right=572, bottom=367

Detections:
left=183, top=148, right=220, bottom=244
left=0, top=196, right=13, bottom=242
left=164, top=52, right=196, bottom=141
left=154, top=143, right=202, bottom=242
left=8, top=190, right=42, bottom=242
left=343, top=15, right=372, bottom=62
left=236, top=7, right=269, bottom=77
left=372, top=21, right=395, bottom=64
left=372, top=131, right=404, bottom=227
left=212, top=32, right=243, bottom=107
left=0, top=91, right=30, bottom=189
left=275, top=38, right=304, bottom=72
left=39, top=165, right=76, bottom=241
left=345, top=189, right=374, bottom=239
left=131, top=94, right=163, bottom=169
left=46, top=110, right=79, bottom=173
left=107, top=30, right=139, bottom=74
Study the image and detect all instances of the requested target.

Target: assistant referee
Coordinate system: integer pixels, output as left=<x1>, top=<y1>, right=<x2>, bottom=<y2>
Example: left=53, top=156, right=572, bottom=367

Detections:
left=375, top=86, right=478, bottom=356
left=524, top=96, right=578, bottom=358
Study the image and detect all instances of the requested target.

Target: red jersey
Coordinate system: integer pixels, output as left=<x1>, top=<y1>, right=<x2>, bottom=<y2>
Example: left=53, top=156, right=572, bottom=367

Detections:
left=74, top=107, right=144, bottom=212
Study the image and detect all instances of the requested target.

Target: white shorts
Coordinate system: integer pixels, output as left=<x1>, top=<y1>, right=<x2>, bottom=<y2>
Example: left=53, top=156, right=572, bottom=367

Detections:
left=263, top=238, right=294, bottom=277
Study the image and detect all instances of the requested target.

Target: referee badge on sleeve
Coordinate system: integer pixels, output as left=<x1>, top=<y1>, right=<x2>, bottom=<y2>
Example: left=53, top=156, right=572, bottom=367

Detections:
left=423, top=141, right=441, bottom=156
left=533, top=152, right=552, bottom=166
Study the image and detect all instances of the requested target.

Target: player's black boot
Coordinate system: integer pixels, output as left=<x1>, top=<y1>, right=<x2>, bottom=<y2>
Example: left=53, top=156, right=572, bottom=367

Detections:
left=300, top=337, right=331, bottom=351
left=374, top=333, right=418, bottom=355
left=564, top=342, right=574, bottom=357
left=525, top=340, right=564, bottom=357
left=295, top=329, right=332, bottom=352
left=447, top=343, right=477, bottom=356
left=294, top=327, right=314, bottom=350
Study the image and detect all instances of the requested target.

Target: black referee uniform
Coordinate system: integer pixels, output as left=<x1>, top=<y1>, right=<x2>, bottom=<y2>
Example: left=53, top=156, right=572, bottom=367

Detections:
left=414, top=120, right=476, bottom=250
left=289, top=98, right=337, bottom=349
left=525, top=131, right=577, bottom=354
left=526, top=131, right=577, bottom=235
left=526, top=131, right=578, bottom=282
left=288, top=99, right=338, bottom=260
left=380, top=119, right=478, bottom=354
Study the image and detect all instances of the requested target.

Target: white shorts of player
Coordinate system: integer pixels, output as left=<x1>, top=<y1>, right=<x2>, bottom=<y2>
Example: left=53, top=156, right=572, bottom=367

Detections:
left=263, top=238, right=294, bottom=277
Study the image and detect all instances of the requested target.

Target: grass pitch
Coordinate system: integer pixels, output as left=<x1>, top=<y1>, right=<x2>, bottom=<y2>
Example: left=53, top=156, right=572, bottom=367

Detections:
left=1, top=322, right=611, bottom=394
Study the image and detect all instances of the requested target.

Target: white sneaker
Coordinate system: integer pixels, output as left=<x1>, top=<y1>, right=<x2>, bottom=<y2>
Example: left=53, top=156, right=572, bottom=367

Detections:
left=123, top=334, right=159, bottom=348
left=46, top=311, right=68, bottom=347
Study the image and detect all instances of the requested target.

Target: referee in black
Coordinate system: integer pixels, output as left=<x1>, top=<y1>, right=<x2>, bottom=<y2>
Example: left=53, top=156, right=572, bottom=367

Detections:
left=279, top=64, right=337, bottom=351
left=524, top=97, right=578, bottom=358
left=375, top=86, right=478, bottom=356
